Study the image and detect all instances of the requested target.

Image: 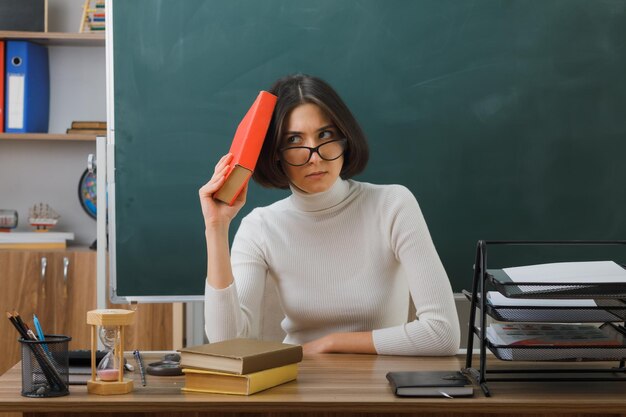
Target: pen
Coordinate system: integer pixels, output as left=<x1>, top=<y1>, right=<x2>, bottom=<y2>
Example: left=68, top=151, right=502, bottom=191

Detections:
left=133, top=350, right=146, bottom=386
left=439, top=391, right=453, bottom=399
left=33, top=314, right=50, bottom=354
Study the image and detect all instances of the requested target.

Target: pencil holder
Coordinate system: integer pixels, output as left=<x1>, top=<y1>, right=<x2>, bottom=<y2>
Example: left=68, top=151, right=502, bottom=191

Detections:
left=20, top=334, right=71, bottom=398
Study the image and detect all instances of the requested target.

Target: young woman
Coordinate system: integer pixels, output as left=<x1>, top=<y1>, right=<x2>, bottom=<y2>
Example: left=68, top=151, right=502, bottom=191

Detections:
left=199, top=74, right=459, bottom=355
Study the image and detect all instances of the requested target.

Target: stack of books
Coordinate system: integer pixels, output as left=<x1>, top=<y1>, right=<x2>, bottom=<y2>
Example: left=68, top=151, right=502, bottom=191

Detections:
left=66, top=121, right=107, bottom=136
left=178, top=338, right=303, bottom=395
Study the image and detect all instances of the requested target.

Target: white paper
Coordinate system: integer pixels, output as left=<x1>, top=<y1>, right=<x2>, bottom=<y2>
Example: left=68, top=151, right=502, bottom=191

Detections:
left=503, top=261, right=626, bottom=284
left=7, top=74, right=25, bottom=129
left=487, top=291, right=596, bottom=307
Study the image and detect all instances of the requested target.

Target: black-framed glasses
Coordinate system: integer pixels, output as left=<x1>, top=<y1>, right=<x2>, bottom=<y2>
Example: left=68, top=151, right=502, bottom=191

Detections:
left=279, top=138, right=348, bottom=166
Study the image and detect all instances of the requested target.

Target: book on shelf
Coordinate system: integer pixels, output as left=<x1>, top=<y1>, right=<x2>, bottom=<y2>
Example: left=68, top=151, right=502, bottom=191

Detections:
left=71, top=121, right=107, bottom=130
left=0, top=232, right=74, bottom=249
left=181, top=363, right=298, bottom=395
left=214, top=91, right=277, bottom=206
left=386, top=371, right=473, bottom=398
left=178, top=338, right=302, bottom=375
left=487, top=323, right=623, bottom=347
left=66, top=128, right=107, bottom=135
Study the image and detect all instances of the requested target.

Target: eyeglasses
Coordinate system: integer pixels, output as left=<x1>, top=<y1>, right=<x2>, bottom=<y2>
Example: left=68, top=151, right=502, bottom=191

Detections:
left=279, top=138, right=348, bottom=167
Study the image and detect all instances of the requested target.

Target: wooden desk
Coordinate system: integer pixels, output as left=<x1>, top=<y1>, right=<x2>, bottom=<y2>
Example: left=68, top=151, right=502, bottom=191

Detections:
left=1, top=354, right=626, bottom=417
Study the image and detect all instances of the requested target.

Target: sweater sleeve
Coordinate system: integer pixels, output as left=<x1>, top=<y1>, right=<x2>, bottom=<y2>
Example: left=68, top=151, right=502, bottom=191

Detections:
left=372, top=186, right=461, bottom=356
left=204, top=210, right=268, bottom=342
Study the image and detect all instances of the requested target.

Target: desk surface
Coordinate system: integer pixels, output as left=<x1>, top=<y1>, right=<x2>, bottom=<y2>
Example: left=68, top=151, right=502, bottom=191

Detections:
left=1, top=353, right=626, bottom=415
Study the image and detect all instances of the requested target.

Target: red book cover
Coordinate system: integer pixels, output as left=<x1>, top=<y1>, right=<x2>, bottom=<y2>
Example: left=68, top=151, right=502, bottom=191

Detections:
left=0, top=40, right=4, bottom=132
left=214, top=91, right=277, bottom=205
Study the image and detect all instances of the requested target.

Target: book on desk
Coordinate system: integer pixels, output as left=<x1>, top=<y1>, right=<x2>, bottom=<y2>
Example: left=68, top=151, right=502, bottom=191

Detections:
left=178, top=338, right=302, bottom=395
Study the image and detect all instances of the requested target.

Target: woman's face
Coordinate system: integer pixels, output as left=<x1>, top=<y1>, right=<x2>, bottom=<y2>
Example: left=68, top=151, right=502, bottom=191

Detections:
left=280, top=103, right=345, bottom=194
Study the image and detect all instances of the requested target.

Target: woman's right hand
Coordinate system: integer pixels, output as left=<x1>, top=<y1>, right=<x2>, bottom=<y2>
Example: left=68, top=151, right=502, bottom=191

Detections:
left=199, top=153, right=248, bottom=228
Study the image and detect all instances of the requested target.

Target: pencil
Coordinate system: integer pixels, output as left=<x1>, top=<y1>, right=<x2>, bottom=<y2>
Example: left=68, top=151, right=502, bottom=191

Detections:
left=6, top=312, right=28, bottom=339
left=13, top=310, right=29, bottom=330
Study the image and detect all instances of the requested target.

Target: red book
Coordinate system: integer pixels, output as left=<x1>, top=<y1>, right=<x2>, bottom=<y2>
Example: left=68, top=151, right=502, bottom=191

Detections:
left=0, top=40, right=4, bottom=132
left=214, top=91, right=277, bottom=205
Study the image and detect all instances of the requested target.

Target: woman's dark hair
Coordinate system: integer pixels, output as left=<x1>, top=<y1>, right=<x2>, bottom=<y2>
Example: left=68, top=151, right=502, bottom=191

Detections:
left=253, top=74, right=369, bottom=189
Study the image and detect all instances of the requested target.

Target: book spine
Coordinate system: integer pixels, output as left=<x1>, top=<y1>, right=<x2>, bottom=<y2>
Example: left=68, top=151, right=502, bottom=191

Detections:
left=247, top=363, right=298, bottom=394
left=182, top=364, right=298, bottom=395
left=241, top=346, right=303, bottom=374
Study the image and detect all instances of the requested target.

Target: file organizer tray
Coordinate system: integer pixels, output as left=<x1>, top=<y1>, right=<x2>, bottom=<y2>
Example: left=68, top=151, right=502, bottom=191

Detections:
left=488, top=268, right=626, bottom=299
left=486, top=304, right=626, bottom=323
left=462, top=291, right=626, bottom=323
left=487, top=324, right=626, bottom=361
left=464, top=240, right=626, bottom=397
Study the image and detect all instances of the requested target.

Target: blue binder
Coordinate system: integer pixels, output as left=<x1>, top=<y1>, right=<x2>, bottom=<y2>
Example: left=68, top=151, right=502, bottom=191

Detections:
left=5, top=41, right=49, bottom=133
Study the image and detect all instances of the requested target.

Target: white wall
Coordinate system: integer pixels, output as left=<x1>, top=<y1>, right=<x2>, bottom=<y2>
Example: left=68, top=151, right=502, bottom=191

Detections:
left=0, top=0, right=105, bottom=246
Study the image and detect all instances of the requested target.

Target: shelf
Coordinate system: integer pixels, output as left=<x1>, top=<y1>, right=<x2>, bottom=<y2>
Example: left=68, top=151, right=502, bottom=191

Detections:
left=0, top=31, right=104, bottom=46
left=0, top=133, right=98, bottom=142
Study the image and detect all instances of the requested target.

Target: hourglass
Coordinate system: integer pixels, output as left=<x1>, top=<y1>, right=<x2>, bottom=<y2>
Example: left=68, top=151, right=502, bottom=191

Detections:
left=86, top=309, right=135, bottom=395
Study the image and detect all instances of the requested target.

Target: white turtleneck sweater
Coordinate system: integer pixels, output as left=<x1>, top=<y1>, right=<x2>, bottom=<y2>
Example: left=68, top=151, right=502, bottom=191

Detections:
left=205, top=179, right=460, bottom=355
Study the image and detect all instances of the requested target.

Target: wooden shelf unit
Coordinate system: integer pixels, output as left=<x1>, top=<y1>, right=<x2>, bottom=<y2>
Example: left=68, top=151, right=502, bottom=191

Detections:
left=0, top=31, right=106, bottom=142
left=0, top=133, right=98, bottom=142
left=0, top=31, right=105, bottom=46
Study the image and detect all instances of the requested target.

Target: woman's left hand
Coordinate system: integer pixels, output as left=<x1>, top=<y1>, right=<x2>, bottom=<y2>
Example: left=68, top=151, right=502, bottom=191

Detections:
left=302, top=332, right=377, bottom=355
left=302, top=335, right=334, bottom=354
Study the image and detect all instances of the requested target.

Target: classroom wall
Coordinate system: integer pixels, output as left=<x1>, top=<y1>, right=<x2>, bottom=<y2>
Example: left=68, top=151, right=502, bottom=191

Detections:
left=0, top=0, right=105, bottom=246
left=0, top=0, right=472, bottom=347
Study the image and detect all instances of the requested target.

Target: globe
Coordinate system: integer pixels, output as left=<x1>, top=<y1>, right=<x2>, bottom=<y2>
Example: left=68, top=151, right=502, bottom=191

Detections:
left=78, top=169, right=97, bottom=219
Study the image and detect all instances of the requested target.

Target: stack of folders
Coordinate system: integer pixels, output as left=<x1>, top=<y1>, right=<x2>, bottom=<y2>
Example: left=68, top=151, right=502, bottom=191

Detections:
left=178, top=338, right=303, bottom=395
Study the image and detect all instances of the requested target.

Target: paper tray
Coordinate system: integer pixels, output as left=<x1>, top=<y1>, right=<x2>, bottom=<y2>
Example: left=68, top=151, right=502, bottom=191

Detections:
left=487, top=343, right=626, bottom=362
left=486, top=324, right=626, bottom=362
left=485, top=302, right=626, bottom=323
left=487, top=274, right=626, bottom=299
left=462, top=291, right=626, bottom=322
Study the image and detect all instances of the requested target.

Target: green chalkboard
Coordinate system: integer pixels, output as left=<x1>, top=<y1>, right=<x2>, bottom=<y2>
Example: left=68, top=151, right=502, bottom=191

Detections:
left=112, top=0, right=626, bottom=299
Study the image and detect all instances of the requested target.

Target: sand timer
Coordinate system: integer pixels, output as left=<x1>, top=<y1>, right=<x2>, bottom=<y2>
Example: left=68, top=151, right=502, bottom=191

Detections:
left=86, top=309, right=135, bottom=395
